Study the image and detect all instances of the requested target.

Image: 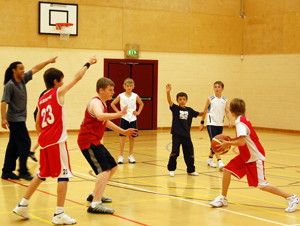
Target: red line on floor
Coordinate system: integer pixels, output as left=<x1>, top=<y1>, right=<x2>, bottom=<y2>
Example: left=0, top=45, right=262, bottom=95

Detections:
left=7, top=179, right=149, bottom=226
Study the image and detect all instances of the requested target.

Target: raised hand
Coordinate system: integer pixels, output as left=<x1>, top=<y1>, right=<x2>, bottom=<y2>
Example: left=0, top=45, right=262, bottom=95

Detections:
left=89, top=55, right=97, bottom=65
left=166, top=84, right=172, bottom=92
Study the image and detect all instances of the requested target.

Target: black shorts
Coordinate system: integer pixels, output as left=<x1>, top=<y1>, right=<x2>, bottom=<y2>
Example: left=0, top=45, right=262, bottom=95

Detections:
left=207, top=125, right=223, bottom=154
left=81, top=143, right=117, bottom=175
left=119, top=118, right=138, bottom=137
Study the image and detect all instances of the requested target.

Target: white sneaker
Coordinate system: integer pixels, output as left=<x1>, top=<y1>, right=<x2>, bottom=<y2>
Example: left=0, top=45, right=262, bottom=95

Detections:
left=218, top=160, right=225, bottom=171
left=207, top=158, right=217, bottom=168
left=210, top=195, right=228, bottom=207
left=188, top=172, right=199, bottom=176
left=128, top=155, right=136, bottom=163
left=169, top=171, right=174, bottom=177
left=286, top=194, right=299, bottom=213
left=13, top=204, right=29, bottom=219
left=52, top=212, right=77, bottom=225
left=118, top=156, right=123, bottom=164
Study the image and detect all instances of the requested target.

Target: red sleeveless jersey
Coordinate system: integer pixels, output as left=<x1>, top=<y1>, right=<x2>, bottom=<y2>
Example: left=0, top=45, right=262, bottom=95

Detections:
left=236, top=116, right=265, bottom=162
left=77, top=96, right=107, bottom=150
left=38, top=88, right=67, bottom=148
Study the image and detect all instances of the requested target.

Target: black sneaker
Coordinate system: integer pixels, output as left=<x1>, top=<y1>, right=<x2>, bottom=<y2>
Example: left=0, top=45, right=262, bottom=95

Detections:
left=19, top=173, right=33, bottom=181
left=87, top=203, right=114, bottom=214
left=86, top=194, right=112, bottom=203
left=1, top=172, right=20, bottom=180
left=28, top=152, right=38, bottom=162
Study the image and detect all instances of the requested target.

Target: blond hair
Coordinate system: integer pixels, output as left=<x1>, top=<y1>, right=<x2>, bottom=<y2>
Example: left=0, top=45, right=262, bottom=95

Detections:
left=123, top=78, right=135, bottom=86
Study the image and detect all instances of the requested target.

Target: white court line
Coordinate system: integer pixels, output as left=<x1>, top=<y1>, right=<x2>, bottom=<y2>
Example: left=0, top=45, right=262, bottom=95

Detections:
left=270, top=151, right=300, bottom=157
left=72, top=171, right=290, bottom=226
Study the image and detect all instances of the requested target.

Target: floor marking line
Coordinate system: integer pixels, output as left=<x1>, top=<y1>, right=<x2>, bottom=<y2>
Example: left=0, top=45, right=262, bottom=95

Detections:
left=6, top=179, right=149, bottom=225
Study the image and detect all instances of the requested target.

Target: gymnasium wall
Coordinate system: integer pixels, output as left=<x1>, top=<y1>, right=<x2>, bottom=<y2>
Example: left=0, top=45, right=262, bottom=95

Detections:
left=243, top=0, right=300, bottom=54
left=0, top=0, right=300, bottom=132
left=0, top=0, right=242, bottom=54
left=0, top=47, right=241, bottom=132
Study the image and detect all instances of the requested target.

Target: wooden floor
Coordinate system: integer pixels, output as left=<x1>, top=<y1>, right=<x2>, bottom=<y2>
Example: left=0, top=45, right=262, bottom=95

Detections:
left=0, top=128, right=300, bottom=226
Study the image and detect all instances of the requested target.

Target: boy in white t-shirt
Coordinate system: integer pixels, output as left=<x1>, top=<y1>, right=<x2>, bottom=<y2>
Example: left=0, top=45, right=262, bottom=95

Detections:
left=210, top=98, right=299, bottom=213
left=111, top=78, right=144, bottom=164
left=200, top=81, right=232, bottom=170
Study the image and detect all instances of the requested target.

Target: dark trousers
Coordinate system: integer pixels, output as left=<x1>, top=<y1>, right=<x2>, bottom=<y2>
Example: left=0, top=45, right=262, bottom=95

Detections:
left=167, top=134, right=195, bottom=173
left=2, top=121, right=31, bottom=174
left=207, top=125, right=223, bottom=155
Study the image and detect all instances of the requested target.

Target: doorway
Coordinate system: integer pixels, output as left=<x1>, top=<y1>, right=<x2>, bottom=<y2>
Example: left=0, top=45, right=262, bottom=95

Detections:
left=104, top=59, right=158, bottom=130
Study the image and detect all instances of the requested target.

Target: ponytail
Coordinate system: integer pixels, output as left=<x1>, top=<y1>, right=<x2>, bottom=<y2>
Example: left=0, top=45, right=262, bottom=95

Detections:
left=4, top=61, right=22, bottom=86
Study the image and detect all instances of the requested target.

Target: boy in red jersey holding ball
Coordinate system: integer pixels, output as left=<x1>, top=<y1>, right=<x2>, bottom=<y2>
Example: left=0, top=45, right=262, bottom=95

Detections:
left=13, top=56, right=97, bottom=225
left=210, top=98, right=299, bottom=213
left=77, top=77, right=138, bottom=214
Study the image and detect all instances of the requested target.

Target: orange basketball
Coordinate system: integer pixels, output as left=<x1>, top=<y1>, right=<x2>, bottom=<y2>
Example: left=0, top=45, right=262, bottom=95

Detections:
left=211, top=134, right=231, bottom=155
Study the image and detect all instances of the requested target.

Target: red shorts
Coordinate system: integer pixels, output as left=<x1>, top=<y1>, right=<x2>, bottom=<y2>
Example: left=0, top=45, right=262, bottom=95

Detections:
left=224, top=155, right=268, bottom=188
left=38, top=142, right=73, bottom=178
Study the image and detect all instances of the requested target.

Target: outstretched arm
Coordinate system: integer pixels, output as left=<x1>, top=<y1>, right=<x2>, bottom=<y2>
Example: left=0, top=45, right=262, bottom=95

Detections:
left=111, top=95, right=120, bottom=113
left=217, top=136, right=245, bottom=151
left=58, top=56, right=97, bottom=104
left=106, top=120, right=138, bottom=137
left=133, top=95, right=144, bottom=116
left=166, top=84, right=173, bottom=107
left=91, top=98, right=128, bottom=121
left=199, top=98, right=210, bottom=131
left=198, top=110, right=209, bottom=117
left=31, top=56, right=58, bottom=75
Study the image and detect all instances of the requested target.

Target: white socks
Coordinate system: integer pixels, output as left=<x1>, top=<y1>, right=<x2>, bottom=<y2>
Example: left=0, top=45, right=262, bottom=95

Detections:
left=20, top=198, right=29, bottom=206
left=55, top=206, right=64, bottom=215
left=91, top=201, right=101, bottom=208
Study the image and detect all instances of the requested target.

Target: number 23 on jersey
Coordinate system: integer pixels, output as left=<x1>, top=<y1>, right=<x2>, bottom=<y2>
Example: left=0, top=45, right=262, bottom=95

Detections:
left=41, top=105, right=55, bottom=128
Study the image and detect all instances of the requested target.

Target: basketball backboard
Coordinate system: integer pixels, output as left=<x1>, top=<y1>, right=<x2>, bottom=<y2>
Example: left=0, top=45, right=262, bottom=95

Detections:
left=39, top=1, right=78, bottom=36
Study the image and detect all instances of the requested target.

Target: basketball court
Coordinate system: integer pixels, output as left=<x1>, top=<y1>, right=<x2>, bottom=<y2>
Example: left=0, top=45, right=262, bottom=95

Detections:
left=0, top=128, right=299, bottom=226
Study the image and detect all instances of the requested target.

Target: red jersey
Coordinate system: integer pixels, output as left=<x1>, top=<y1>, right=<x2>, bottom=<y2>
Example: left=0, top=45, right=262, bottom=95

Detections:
left=235, top=116, right=265, bottom=163
left=77, top=96, right=107, bottom=150
left=38, top=88, right=67, bottom=148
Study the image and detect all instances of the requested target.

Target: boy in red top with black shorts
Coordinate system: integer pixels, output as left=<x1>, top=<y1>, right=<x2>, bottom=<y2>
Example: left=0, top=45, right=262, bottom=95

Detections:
left=210, top=98, right=299, bottom=213
left=13, top=56, right=97, bottom=224
left=77, top=77, right=137, bottom=214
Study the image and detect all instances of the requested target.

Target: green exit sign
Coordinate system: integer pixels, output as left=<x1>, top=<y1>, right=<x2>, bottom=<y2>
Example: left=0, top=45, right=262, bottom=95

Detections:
left=127, top=50, right=138, bottom=56
left=125, top=43, right=139, bottom=59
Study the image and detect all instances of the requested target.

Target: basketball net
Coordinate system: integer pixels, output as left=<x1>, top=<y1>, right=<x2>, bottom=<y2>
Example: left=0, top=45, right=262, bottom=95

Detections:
left=56, top=23, right=73, bottom=41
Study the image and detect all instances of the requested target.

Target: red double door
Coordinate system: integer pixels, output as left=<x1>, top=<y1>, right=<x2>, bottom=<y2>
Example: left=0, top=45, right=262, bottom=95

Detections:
left=104, top=59, right=158, bottom=130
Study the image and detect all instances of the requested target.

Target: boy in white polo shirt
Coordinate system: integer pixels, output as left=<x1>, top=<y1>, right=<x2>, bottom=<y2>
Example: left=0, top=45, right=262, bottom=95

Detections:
left=111, top=78, right=144, bottom=164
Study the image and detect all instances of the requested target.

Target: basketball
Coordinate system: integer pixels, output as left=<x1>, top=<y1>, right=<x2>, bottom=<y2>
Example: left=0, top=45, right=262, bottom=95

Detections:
left=211, top=134, right=231, bottom=155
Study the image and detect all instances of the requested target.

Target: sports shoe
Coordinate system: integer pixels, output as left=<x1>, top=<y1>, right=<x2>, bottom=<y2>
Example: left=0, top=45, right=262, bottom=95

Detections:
left=28, top=152, right=38, bottom=162
left=118, top=156, right=124, bottom=164
left=87, top=203, right=115, bottom=214
left=169, top=171, right=174, bottom=177
left=218, top=160, right=225, bottom=171
left=86, top=194, right=112, bottom=203
left=19, top=173, right=33, bottom=181
left=52, top=212, right=77, bottom=225
left=13, top=204, right=29, bottom=219
left=285, top=194, right=299, bottom=213
left=210, top=195, right=228, bottom=207
left=2, top=172, right=20, bottom=180
left=188, top=172, right=199, bottom=176
left=207, top=158, right=217, bottom=168
left=128, top=155, right=136, bottom=163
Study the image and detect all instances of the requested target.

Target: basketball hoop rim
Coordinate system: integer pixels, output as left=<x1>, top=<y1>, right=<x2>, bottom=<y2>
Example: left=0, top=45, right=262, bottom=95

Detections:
left=56, top=23, right=73, bottom=30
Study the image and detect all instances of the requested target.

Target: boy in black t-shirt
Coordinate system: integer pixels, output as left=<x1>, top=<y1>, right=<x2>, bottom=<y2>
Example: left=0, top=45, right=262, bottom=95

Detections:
left=166, top=84, right=207, bottom=176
